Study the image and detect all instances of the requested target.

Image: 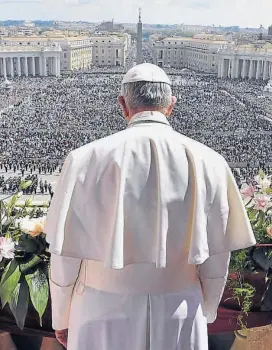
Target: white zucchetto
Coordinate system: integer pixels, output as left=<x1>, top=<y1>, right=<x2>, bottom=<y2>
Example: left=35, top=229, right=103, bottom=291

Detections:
left=122, top=63, right=172, bottom=85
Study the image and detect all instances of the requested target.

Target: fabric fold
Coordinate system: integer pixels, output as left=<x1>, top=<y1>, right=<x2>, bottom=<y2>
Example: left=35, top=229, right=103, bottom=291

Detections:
left=199, top=276, right=228, bottom=323
left=49, top=278, right=75, bottom=330
left=45, top=111, right=255, bottom=270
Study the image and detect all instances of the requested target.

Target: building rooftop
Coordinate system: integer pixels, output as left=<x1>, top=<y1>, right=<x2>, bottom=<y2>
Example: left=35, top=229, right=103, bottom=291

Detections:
left=219, top=43, right=272, bottom=55
left=90, top=34, right=124, bottom=42
left=193, top=33, right=225, bottom=41
left=1, top=35, right=90, bottom=42
left=225, top=43, right=272, bottom=53
left=155, top=37, right=227, bottom=45
left=0, top=45, right=61, bottom=52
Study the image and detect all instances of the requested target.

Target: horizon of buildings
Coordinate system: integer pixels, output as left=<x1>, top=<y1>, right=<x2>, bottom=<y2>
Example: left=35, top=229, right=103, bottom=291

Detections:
left=0, top=19, right=270, bottom=32
left=0, top=12, right=272, bottom=82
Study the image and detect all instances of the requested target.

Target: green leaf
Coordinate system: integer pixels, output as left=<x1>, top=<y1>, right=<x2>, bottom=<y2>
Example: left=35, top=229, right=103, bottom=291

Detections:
left=8, top=279, right=29, bottom=329
left=0, top=260, right=18, bottom=286
left=0, top=260, right=5, bottom=270
left=261, top=279, right=272, bottom=311
left=0, top=265, right=21, bottom=307
left=248, top=209, right=258, bottom=221
left=259, top=169, right=265, bottom=179
left=24, top=198, right=32, bottom=207
left=6, top=194, right=19, bottom=216
left=20, top=256, right=42, bottom=274
left=252, top=247, right=272, bottom=272
left=16, top=238, right=38, bottom=253
left=25, top=269, right=49, bottom=326
left=19, top=180, right=32, bottom=191
left=266, top=268, right=272, bottom=280
left=266, top=206, right=272, bottom=213
left=265, top=188, right=271, bottom=195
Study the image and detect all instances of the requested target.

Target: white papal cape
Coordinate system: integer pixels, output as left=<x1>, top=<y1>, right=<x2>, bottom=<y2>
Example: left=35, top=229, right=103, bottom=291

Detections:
left=45, top=111, right=256, bottom=350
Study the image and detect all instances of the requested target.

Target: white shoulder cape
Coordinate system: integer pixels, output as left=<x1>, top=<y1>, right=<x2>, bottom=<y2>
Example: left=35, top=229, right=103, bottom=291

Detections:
left=45, top=127, right=256, bottom=268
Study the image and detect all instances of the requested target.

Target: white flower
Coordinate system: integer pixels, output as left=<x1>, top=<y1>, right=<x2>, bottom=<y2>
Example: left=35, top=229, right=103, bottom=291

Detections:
left=19, top=216, right=46, bottom=237
left=254, top=175, right=271, bottom=190
left=0, top=237, right=15, bottom=262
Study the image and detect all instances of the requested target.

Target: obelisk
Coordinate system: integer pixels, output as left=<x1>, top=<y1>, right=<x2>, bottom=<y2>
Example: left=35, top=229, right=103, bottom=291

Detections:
left=136, top=8, right=143, bottom=65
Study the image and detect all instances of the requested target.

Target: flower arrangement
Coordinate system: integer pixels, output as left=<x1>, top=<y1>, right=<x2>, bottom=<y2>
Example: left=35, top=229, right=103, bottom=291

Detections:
left=0, top=180, right=49, bottom=329
left=228, top=170, right=272, bottom=329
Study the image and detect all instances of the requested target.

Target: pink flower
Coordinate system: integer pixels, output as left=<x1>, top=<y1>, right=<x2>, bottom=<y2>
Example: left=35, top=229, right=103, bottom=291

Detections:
left=240, top=184, right=255, bottom=202
left=254, top=194, right=271, bottom=212
left=0, top=237, right=15, bottom=262
left=267, top=227, right=272, bottom=238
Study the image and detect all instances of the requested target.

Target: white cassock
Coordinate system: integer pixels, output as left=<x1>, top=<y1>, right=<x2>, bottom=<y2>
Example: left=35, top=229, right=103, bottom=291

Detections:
left=45, top=111, right=256, bottom=350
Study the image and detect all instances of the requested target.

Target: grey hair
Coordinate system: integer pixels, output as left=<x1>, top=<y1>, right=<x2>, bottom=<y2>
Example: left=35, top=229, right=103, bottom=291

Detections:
left=120, top=81, right=172, bottom=110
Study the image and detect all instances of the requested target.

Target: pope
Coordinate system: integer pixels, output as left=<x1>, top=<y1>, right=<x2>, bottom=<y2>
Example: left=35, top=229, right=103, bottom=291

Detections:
left=45, top=63, right=256, bottom=350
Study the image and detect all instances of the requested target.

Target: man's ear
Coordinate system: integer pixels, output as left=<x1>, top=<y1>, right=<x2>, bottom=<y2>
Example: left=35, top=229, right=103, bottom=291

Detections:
left=118, top=96, right=129, bottom=119
left=166, top=96, right=177, bottom=117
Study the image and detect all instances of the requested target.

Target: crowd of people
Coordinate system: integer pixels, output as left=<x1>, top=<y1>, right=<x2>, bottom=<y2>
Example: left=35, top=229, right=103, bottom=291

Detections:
left=0, top=45, right=271, bottom=193
left=0, top=172, right=53, bottom=197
